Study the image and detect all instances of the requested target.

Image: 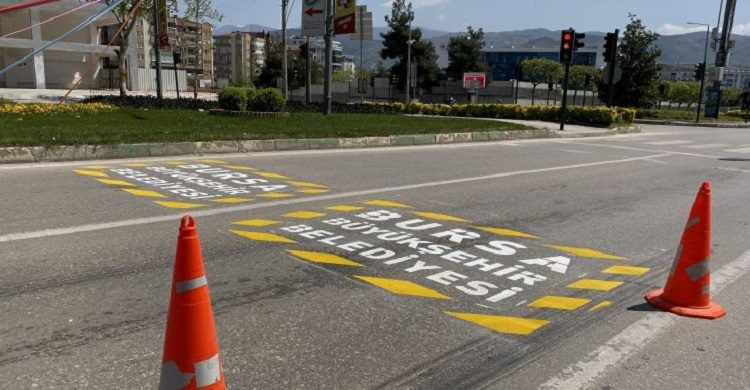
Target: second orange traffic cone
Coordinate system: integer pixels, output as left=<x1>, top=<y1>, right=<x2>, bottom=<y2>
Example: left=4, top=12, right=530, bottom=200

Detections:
left=645, top=181, right=726, bottom=319
left=159, top=215, right=225, bottom=389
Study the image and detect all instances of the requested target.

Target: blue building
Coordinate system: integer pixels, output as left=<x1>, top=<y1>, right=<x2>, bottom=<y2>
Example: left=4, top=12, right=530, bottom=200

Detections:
left=483, top=48, right=602, bottom=81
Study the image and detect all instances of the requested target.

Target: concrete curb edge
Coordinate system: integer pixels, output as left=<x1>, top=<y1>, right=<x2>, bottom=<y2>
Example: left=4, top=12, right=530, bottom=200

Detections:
left=0, top=126, right=640, bottom=164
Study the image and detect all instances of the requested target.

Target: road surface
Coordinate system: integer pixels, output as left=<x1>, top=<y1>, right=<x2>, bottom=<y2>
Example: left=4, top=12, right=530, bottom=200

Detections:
left=1, top=124, right=749, bottom=389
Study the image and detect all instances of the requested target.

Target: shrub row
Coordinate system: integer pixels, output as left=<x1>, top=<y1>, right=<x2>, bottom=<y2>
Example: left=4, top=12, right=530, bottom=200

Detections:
left=218, top=87, right=286, bottom=112
left=0, top=102, right=116, bottom=116
left=83, top=95, right=217, bottom=110
left=288, top=101, right=634, bottom=126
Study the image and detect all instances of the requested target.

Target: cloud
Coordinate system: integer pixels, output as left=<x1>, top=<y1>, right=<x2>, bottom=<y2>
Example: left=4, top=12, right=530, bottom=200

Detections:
left=655, top=23, right=706, bottom=35
left=381, top=0, right=449, bottom=8
left=656, top=22, right=750, bottom=36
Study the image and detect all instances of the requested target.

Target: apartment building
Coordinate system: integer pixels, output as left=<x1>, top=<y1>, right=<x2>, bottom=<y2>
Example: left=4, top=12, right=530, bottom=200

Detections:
left=213, top=31, right=268, bottom=87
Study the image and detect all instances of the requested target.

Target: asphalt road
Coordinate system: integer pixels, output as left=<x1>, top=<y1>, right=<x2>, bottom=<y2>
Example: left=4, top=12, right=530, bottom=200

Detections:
left=1, top=124, right=749, bottom=389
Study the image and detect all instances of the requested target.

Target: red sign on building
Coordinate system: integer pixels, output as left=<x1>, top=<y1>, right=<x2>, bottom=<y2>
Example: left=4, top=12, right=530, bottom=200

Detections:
left=463, top=72, right=487, bottom=90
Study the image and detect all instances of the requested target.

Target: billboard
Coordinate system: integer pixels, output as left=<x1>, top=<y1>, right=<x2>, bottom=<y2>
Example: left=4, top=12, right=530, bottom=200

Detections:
left=334, top=0, right=356, bottom=35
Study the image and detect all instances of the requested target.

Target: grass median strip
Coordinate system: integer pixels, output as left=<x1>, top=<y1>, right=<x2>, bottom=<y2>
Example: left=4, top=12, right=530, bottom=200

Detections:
left=0, top=110, right=531, bottom=147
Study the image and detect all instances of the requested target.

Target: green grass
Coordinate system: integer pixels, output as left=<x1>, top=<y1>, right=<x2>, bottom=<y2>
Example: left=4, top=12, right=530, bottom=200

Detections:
left=0, top=109, right=531, bottom=147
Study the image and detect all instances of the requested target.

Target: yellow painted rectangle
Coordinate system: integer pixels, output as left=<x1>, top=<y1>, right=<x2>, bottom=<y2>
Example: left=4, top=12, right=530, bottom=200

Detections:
left=153, top=201, right=205, bottom=209
left=288, top=250, right=364, bottom=267
left=123, top=189, right=167, bottom=198
left=588, top=301, right=612, bottom=312
left=255, top=172, right=291, bottom=179
left=74, top=170, right=109, bottom=178
left=297, top=189, right=329, bottom=194
left=326, top=205, right=364, bottom=212
left=198, top=159, right=227, bottom=164
left=545, top=245, right=627, bottom=260
left=602, top=265, right=650, bottom=276
left=123, top=163, right=148, bottom=167
left=363, top=200, right=412, bottom=208
left=230, top=230, right=297, bottom=244
left=233, top=219, right=280, bottom=227
left=81, top=165, right=111, bottom=169
left=163, top=161, right=188, bottom=165
left=286, top=180, right=327, bottom=188
left=355, top=276, right=451, bottom=299
left=475, top=226, right=540, bottom=239
left=223, top=165, right=257, bottom=171
left=97, top=179, right=135, bottom=186
left=529, top=296, right=591, bottom=310
left=445, top=312, right=550, bottom=335
left=567, top=279, right=623, bottom=292
left=284, top=211, right=326, bottom=219
left=211, top=197, right=252, bottom=203
left=257, top=193, right=294, bottom=198
left=412, top=212, right=469, bottom=222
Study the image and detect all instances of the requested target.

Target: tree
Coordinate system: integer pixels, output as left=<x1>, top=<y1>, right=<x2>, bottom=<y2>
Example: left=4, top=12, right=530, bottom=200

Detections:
left=333, top=69, right=355, bottom=82
left=568, top=65, right=600, bottom=105
left=521, top=58, right=562, bottom=105
left=609, top=16, right=663, bottom=108
left=380, top=0, right=441, bottom=94
left=446, top=26, right=491, bottom=82
left=668, top=81, right=699, bottom=109
left=106, top=0, right=173, bottom=96
left=183, top=0, right=222, bottom=98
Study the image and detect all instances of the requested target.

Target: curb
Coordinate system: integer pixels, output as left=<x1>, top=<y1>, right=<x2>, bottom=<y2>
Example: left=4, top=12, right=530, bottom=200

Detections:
left=635, top=119, right=750, bottom=128
left=0, top=126, right=640, bottom=164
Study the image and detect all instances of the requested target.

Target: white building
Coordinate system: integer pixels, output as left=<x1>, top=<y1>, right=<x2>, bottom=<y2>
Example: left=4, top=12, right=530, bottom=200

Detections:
left=0, top=0, right=118, bottom=89
left=0, top=0, right=189, bottom=92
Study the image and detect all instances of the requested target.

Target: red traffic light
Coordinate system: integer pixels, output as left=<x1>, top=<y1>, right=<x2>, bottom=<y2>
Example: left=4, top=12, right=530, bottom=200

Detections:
left=563, top=33, right=572, bottom=41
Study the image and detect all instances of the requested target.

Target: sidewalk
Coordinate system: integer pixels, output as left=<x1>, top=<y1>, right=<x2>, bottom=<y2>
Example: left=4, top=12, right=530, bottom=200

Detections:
left=635, top=118, right=750, bottom=129
left=0, top=88, right=218, bottom=103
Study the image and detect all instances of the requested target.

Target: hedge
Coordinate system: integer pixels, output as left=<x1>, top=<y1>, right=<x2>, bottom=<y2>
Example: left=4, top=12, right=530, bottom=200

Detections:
left=0, top=102, right=116, bottom=116
left=218, top=86, right=248, bottom=111
left=84, top=95, right=217, bottom=110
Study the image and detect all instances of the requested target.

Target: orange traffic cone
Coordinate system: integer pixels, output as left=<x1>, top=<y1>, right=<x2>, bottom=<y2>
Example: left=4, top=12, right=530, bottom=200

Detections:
left=645, top=182, right=726, bottom=319
left=160, top=215, right=225, bottom=389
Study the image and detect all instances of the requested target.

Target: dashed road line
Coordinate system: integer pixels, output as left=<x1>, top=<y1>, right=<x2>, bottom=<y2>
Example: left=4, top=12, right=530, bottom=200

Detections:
left=724, top=146, right=750, bottom=153
left=644, top=140, right=693, bottom=146
left=684, top=143, right=729, bottom=149
left=540, top=248, right=750, bottom=389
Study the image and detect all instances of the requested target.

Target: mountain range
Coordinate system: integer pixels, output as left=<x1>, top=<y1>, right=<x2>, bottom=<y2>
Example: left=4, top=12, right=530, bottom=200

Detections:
left=213, top=25, right=750, bottom=70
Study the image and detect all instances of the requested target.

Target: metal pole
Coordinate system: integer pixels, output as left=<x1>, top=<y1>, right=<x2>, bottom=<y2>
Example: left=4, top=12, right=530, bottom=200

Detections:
left=305, top=36, right=311, bottom=104
left=173, top=50, right=180, bottom=99
left=281, top=0, right=288, bottom=101
left=696, top=25, right=710, bottom=123
left=359, top=6, right=364, bottom=103
left=560, top=62, right=570, bottom=131
left=607, top=29, right=618, bottom=107
left=406, top=22, right=412, bottom=104
left=323, top=0, right=333, bottom=115
left=152, top=0, right=163, bottom=100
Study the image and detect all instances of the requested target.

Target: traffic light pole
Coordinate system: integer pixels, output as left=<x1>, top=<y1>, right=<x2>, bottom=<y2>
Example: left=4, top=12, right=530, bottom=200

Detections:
left=607, top=29, right=619, bottom=107
left=323, top=0, right=333, bottom=115
left=695, top=25, right=710, bottom=123
left=305, top=36, right=311, bottom=104
left=152, top=0, right=163, bottom=100
left=560, top=62, right=570, bottom=131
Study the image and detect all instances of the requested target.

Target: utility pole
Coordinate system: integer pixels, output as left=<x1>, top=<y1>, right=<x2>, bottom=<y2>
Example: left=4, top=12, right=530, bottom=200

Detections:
left=405, top=21, right=413, bottom=103
left=281, top=0, right=289, bottom=101
left=152, top=0, right=163, bottom=100
left=711, top=0, right=737, bottom=115
left=323, top=0, right=333, bottom=115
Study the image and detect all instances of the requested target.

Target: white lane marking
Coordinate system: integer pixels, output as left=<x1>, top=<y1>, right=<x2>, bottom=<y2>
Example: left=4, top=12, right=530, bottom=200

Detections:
left=717, top=167, right=750, bottom=173
left=644, top=140, right=693, bottom=146
left=558, top=149, right=592, bottom=154
left=0, top=153, right=671, bottom=243
left=540, top=248, right=750, bottom=390
left=643, top=158, right=668, bottom=165
left=684, top=143, right=729, bottom=149
left=724, top=147, right=750, bottom=153
left=554, top=140, right=723, bottom=159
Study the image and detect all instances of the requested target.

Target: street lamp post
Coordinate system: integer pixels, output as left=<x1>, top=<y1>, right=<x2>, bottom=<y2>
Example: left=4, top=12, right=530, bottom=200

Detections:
left=688, top=22, right=711, bottom=123
left=406, top=22, right=414, bottom=104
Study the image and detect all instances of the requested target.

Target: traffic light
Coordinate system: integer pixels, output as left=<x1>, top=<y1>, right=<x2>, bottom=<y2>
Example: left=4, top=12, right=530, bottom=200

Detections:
left=694, top=63, right=706, bottom=81
left=603, top=31, right=619, bottom=63
left=299, top=43, right=309, bottom=59
left=560, top=29, right=575, bottom=63
left=173, top=52, right=181, bottom=64
left=574, top=32, right=586, bottom=50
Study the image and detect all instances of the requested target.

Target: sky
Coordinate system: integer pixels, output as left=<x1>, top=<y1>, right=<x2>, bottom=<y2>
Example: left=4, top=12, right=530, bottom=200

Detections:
left=206, top=0, right=750, bottom=35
